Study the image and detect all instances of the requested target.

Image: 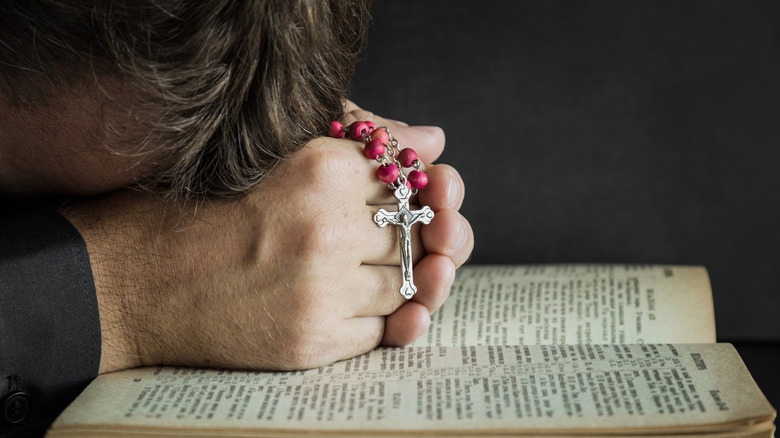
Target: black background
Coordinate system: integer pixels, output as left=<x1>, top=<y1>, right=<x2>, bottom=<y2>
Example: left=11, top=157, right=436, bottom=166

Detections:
left=351, top=0, right=780, bottom=411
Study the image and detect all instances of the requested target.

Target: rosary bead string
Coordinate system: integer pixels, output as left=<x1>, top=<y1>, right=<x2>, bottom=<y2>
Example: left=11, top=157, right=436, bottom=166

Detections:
left=328, top=120, right=429, bottom=192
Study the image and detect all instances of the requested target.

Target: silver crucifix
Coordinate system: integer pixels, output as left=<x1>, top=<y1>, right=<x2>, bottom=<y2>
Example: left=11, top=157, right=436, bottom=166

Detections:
left=374, top=184, right=434, bottom=299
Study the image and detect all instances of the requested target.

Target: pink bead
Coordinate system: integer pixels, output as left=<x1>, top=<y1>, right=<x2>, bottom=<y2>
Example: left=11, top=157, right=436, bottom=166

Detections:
left=365, top=120, right=377, bottom=132
left=397, top=148, right=418, bottom=168
left=364, top=140, right=386, bottom=159
left=377, top=164, right=399, bottom=183
left=348, top=121, right=370, bottom=141
left=328, top=121, right=344, bottom=138
left=408, top=170, right=428, bottom=189
left=370, top=128, right=389, bottom=144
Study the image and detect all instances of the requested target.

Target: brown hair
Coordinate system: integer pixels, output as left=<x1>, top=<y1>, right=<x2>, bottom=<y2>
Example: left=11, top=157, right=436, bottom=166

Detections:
left=0, top=0, right=371, bottom=198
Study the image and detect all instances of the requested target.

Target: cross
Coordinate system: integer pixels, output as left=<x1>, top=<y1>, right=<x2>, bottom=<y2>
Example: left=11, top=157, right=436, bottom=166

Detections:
left=373, top=184, right=434, bottom=299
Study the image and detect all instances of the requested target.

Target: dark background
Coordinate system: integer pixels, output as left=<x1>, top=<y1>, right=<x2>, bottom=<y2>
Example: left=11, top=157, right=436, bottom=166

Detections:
left=351, top=0, right=780, bottom=410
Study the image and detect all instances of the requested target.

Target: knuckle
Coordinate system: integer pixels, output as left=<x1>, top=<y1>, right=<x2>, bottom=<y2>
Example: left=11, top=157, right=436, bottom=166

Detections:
left=289, top=328, right=348, bottom=370
left=352, top=322, right=383, bottom=353
left=274, top=289, right=335, bottom=369
left=342, top=109, right=375, bottom=126
left=290, top=215, right=339, bottom=259
left=297, top=147, right=335, bottom=181
left=297, top=147, right=355, bottom=189
left=281, top=332, right=333, bottom=370
left=376, top=275, right=409, bottom=315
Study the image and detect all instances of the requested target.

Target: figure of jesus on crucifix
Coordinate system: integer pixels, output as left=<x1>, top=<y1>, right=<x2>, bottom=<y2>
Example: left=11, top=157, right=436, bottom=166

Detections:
left=374, top=183, right=434, bottom=299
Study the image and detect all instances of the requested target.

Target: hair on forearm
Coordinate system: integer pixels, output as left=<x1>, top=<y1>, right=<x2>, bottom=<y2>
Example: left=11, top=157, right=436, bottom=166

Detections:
left=0, top=0, right=372, bottom=198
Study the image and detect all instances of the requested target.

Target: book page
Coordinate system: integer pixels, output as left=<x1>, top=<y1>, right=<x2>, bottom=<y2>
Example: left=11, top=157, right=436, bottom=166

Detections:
left=49, top=344, right=774, bottom=437
left=415, top=265, right=715, bottom=347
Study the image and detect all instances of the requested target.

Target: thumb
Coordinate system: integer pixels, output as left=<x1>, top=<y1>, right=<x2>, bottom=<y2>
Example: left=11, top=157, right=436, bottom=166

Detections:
left=390, top=125, right=446, bottom=165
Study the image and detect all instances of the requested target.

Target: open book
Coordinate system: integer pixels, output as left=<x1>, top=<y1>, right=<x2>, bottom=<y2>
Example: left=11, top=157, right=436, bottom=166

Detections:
left=47, top=265, right=776, bottom=437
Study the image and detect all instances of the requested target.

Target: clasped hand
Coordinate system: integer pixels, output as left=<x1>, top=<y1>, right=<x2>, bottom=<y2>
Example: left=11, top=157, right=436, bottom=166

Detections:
left=64, top=108, right=474, bottom=373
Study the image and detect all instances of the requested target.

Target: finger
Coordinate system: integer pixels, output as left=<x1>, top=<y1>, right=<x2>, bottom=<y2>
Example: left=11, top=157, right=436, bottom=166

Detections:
left=333, top=315, right=385, bottom=362
left=342, top=109, right=410, bottom=133
left=364, top=181, right=399, bottom=206
left=361, top=123, right=445, bottom=165
left=351, top=265, right=410, bottom=317
left=388, top=125, right=445, bottom=165
left=303, top=137, right=417, bottom=211
left=334, top=113, right=445, bottom=201
left=360, top=140, right=446, bottom=204
left=339, top=109, right=445, bottom=165
left=308, top=134, right=397, bottom=205
left=417, top=164, right=465, bottom=211
left=343, top=99, right=362, bottom=113
left=341, top=107, right=373, bottom=126
left=348, top=238, right=449, bottom=318
left=350, top=240, right=455, bottom=318
left=382, top=301, right=431, bottom=347
left=342, top=101, right=409, bottom=128
left=302, top=136, right=395, bottom=205
left=421, top=209, right=474, bottom=268
left=410, top=254, right=456, bottom=314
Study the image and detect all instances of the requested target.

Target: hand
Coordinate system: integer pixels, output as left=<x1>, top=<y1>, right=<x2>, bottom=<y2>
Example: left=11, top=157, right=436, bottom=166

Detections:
left=61, top=110, right=473, bottom=373
left=340, top=101, right=473, bottom=346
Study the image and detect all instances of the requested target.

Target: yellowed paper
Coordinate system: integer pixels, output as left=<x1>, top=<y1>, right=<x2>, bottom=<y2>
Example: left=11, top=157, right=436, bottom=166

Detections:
left=48, top=344, right=773, bottom=437
left=415, top=265, right=715, bottom=347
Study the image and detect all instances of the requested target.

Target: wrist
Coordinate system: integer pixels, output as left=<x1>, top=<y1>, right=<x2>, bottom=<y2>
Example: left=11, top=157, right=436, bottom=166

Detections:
left=59, top=192, right=161, bottom=374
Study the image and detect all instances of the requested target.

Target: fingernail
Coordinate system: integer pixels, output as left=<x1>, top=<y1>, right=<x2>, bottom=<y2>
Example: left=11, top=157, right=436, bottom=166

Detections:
left=446, top=264, right=456, bottom=290
left=450, top=215, right=468, bottom=252
left=446, top=170, right=461, bottom=209
left=411, top=125, right=443, bottom=135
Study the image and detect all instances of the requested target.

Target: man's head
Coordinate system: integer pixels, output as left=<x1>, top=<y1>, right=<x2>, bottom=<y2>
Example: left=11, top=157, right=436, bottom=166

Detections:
left=0, top=0, right=371, bottom=198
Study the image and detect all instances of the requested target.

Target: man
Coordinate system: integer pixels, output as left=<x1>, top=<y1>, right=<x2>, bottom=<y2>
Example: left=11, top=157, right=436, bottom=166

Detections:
left=0, top=1, right=473, bottom=436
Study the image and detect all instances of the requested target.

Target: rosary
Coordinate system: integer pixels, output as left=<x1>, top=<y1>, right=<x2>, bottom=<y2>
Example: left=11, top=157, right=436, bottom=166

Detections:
left=328, top=120, right=433, bottom=299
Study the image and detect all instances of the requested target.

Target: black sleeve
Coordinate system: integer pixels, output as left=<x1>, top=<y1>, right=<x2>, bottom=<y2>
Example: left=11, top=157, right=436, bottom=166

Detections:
left=0, top=207, right=101, bottom=438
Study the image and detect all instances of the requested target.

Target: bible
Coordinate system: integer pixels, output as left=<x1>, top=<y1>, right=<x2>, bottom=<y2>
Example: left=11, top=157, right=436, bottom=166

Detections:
left=46, top=265, right=776, bottom=437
